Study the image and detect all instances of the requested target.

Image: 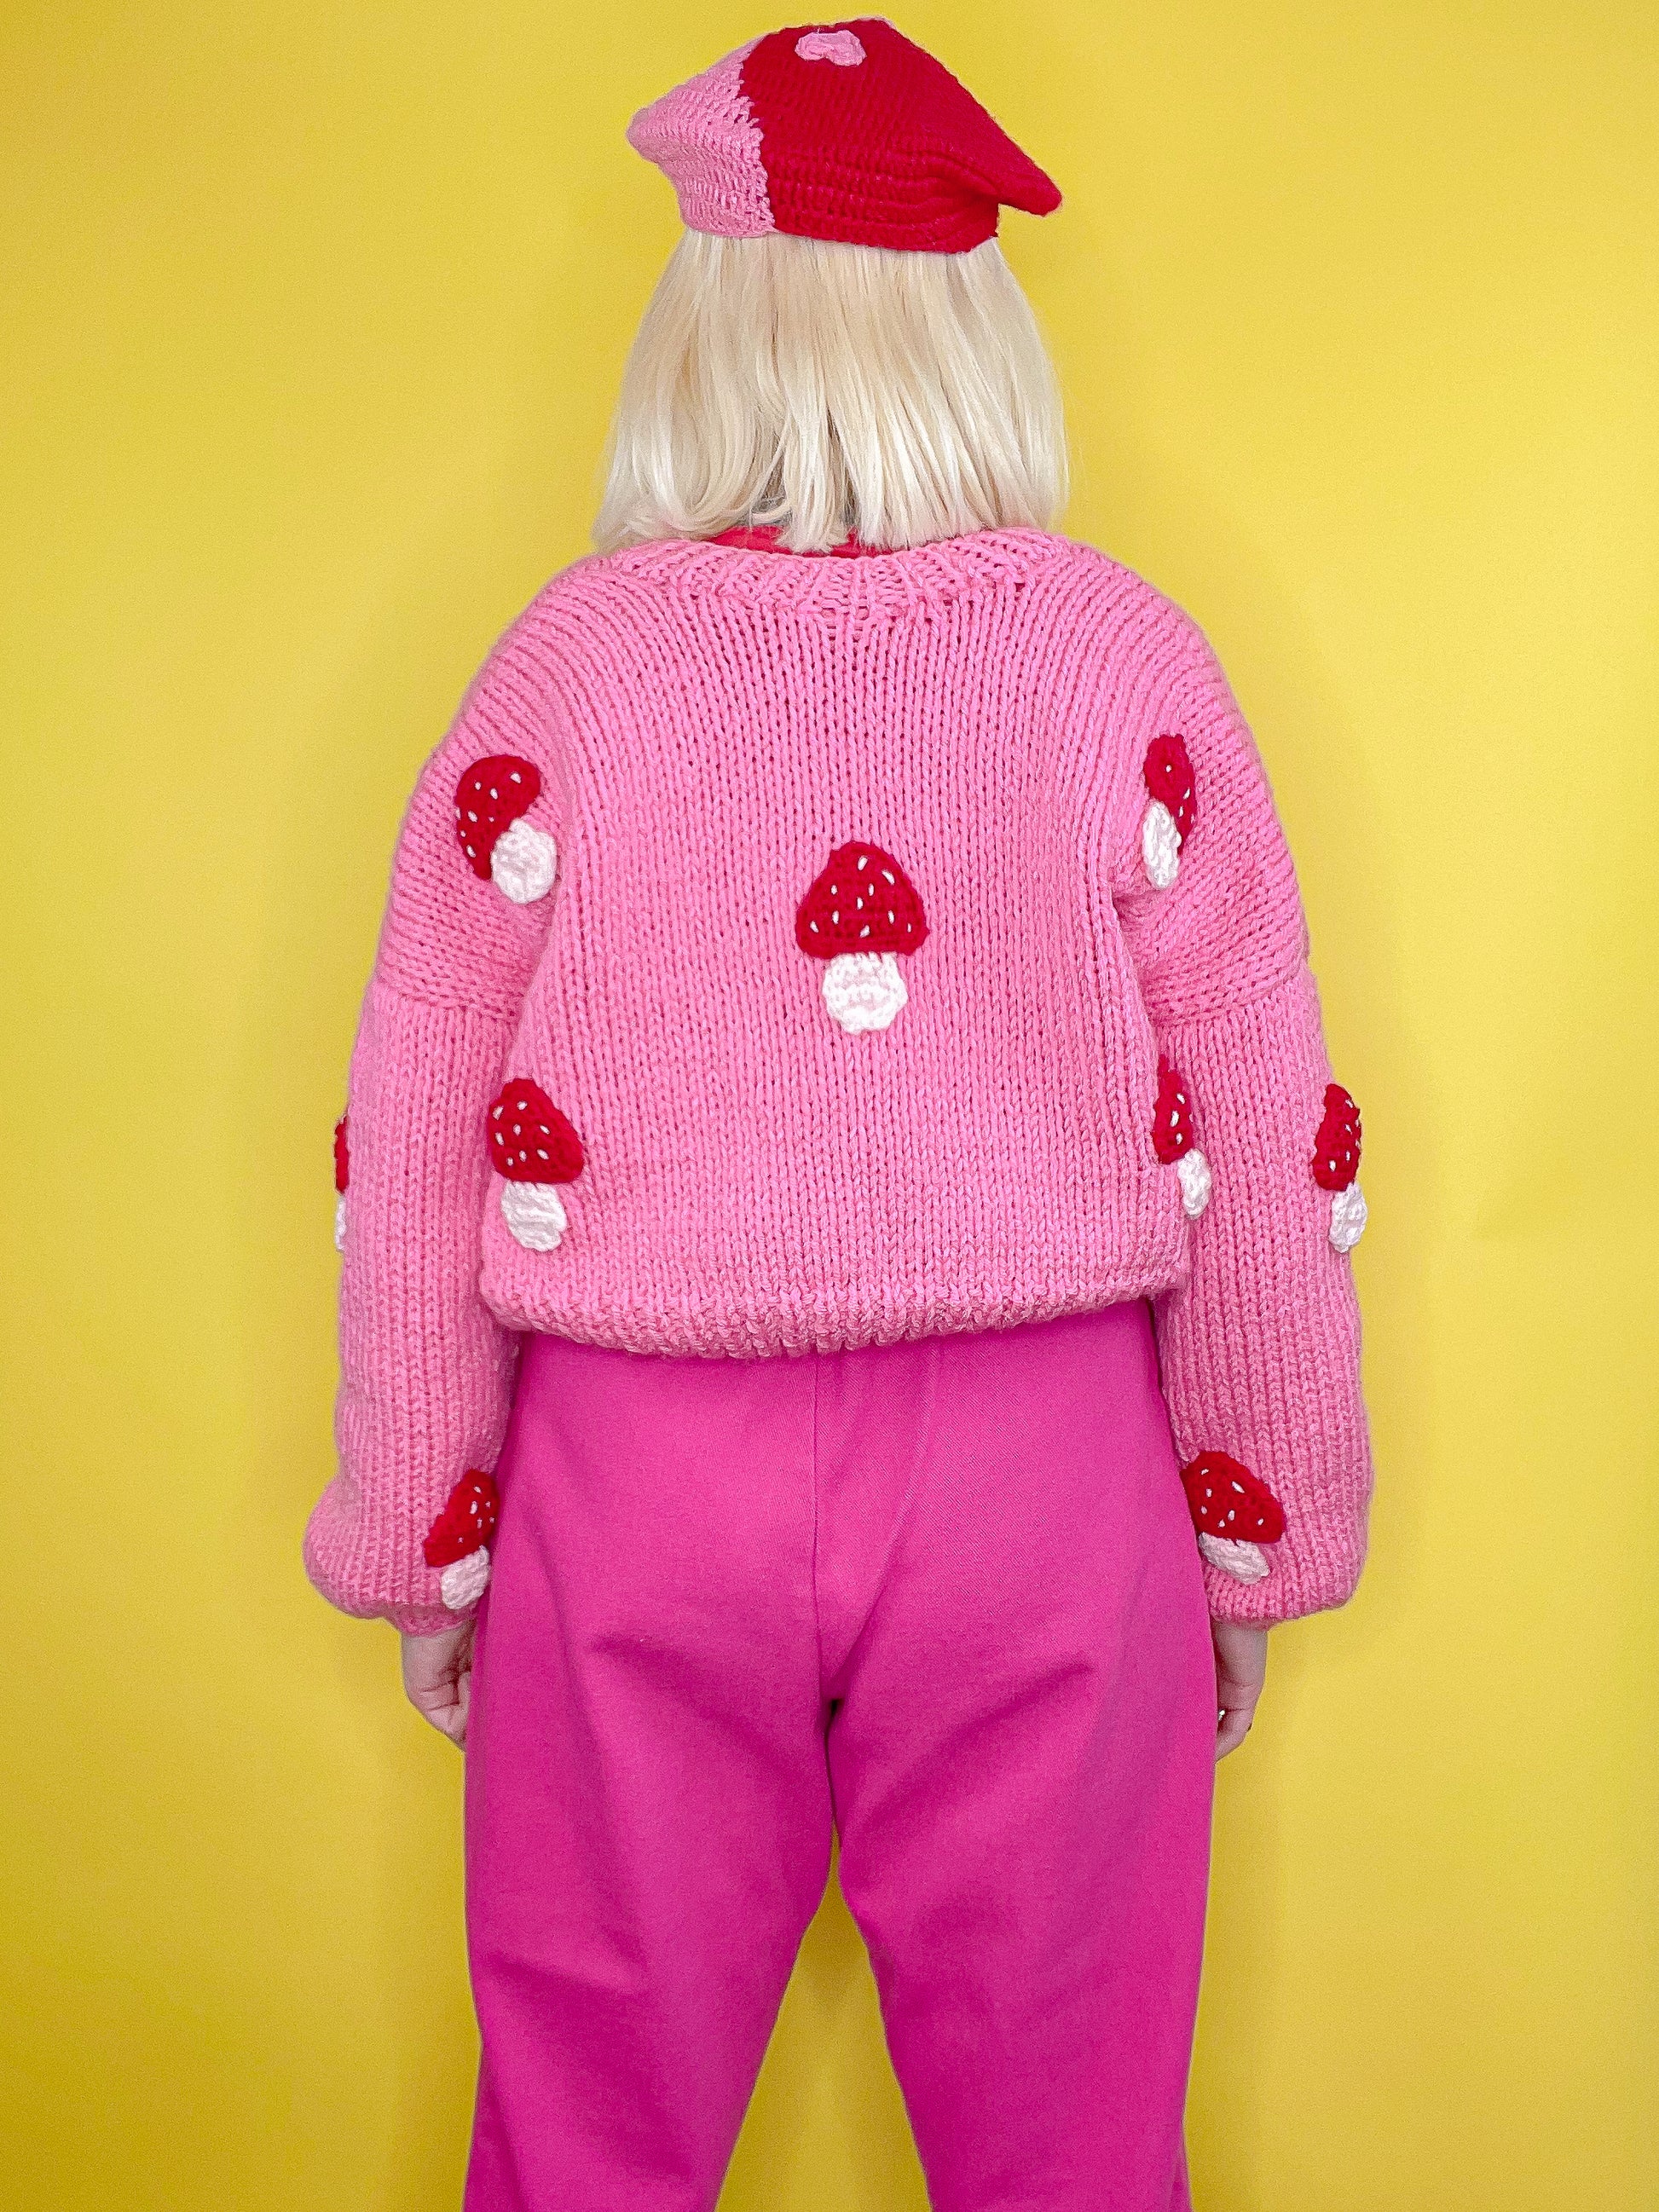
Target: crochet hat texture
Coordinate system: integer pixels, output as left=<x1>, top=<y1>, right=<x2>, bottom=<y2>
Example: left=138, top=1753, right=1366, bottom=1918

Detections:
left=627, top=18, right=1061, bottom=255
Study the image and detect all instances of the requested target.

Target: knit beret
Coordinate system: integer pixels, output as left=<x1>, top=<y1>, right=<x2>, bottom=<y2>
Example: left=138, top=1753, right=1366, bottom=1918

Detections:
left=627, top=18, right=1061, bottom=256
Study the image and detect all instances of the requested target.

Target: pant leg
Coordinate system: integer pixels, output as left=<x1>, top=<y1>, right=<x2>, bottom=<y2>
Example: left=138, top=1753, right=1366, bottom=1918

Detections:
left=818, top=1304, right=1216, bottom=2212
left=462, top=1332, right=835, bottom=2212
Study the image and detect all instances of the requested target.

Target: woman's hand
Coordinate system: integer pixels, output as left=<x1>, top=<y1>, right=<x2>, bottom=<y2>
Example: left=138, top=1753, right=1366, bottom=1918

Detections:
left=401, top=1620, right=476, bottom=1747
left=1211, top=1620, right=1269, bottom=1759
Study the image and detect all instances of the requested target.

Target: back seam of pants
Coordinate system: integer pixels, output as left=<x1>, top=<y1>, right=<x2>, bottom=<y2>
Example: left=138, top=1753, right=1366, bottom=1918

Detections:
left=809, top=1354, right=827, bottom=1706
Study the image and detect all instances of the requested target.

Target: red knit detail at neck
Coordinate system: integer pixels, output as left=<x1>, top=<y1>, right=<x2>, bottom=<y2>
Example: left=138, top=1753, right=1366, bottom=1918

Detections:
left=709, top=525, right=876, bottom=557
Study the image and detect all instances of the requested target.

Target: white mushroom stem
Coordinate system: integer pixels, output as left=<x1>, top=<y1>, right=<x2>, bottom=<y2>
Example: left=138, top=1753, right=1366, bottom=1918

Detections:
left=1142, top=800, right=1182, bottom=889
left=1198, top=1533, right=1269, bottom=1583
left=501, top=1181, right=569, bottom=1250
left=1329, top=1182, right=1368, bottom=1253
left=439, top=1548, right=491, bottom=1610
left=822, top=950, right=908, bottom=1033
left=490, top=819, right=558, bottom=904
left=1175, top=1148, right=1212, bottom=1220
left=333, top=1193, right=347, bottom=1253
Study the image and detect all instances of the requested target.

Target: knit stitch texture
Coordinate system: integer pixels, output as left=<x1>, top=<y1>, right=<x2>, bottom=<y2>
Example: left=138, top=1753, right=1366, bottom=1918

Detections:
left=626, top=20, right=1061, bottom=254
left=303, top=529, right=1372, bottom=1632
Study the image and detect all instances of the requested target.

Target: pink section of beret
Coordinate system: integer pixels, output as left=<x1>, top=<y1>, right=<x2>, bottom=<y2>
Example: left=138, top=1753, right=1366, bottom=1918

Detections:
left=626, top=39, right=775, bottom=240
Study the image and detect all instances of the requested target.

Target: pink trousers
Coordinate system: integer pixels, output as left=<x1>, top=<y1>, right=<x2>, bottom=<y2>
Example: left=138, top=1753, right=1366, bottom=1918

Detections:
left=463, top=1303, right=1216, bottom=2212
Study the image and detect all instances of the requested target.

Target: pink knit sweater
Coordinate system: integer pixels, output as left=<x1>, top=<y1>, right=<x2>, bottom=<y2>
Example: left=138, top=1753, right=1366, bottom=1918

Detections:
left=305, top=528, right=1371, bottom=1632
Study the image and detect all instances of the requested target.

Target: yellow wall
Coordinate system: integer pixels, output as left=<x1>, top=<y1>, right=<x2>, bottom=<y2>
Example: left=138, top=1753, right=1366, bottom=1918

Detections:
left=5, top=3, right=1656, bottom=2205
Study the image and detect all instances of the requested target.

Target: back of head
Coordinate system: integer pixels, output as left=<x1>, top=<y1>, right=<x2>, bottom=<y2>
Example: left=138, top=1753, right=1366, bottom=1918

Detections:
left=595, top=230, right=1067, bottom=554
left=597, top=20, right=1067, bottom=555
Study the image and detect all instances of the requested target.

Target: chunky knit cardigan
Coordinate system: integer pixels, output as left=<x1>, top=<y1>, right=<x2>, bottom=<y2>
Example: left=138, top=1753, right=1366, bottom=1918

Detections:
left=305, top=528, right=1372, bottom=1633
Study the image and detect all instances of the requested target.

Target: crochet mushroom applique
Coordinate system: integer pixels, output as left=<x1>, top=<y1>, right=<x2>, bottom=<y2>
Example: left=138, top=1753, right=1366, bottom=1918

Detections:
left=455, top=755, right=558, bottom=904
left=1312, top=1082, right=1367, bottom=1252
left=488, top=1079, right=586, bottom=1250
left=423, top=1469, right=500, bottom=1611
left=332, top=1115, right=349, bottom=1252
left=1180, top=1451, right=1286, bottom=1584
left=1141, top=733, right=1195, bottom=891
left=795, top=841, right=928, bottom=1033
left=1152, top=1059, right=1212, bottom=1219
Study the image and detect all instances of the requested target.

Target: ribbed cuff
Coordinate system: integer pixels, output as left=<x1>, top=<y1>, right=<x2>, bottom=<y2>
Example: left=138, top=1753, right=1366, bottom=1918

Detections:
left=391, top=1604, right=476, bottom=1637
left=1202, top=1514, right=1367, bottom=1626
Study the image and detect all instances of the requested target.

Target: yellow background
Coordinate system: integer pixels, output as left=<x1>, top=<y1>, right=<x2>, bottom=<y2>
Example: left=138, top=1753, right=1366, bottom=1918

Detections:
left=5, top=3, right=1656, bottom=2205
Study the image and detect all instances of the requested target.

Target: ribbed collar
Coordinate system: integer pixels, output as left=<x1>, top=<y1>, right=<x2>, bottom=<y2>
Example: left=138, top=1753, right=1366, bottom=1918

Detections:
left=603, top=528, right=1074, bottom=616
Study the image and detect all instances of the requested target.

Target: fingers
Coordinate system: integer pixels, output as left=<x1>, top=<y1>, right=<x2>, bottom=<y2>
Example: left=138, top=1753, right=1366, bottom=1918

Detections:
left=1211, top=1618, right=1269, bottom=1759
left=448, top=1665, right=471, bottom=1747
left=407, top=1677, right=470, bottom=1747
left=400, top=1622, right=475, bottom=1747
left=432, top=1699, right=469, bottom=1747
left=1214, top=1695, right=1258, bottom=1759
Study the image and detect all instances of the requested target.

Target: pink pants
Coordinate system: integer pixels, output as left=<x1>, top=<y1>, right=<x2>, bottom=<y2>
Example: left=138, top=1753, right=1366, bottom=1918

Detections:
left=463, top=1303, right=1216, bottom=2212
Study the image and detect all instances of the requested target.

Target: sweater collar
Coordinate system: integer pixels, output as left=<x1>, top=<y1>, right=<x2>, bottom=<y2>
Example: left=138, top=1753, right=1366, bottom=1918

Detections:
left=606, top=528, right=1071, bottom=617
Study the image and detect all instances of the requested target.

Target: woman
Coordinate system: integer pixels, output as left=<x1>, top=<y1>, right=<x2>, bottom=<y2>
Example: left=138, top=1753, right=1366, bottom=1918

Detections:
left=307, top=21, right=1373, bottom=2209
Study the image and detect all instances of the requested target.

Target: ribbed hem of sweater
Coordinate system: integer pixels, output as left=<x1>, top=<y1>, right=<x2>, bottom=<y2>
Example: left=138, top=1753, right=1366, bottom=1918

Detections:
left=480, top=1254, right=1191, bottom=1362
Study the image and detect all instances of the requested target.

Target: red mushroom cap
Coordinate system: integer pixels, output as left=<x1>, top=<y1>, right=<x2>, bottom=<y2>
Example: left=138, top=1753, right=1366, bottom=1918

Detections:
left=488, top=1079, right=585, bottom=1184
left=1143, top=734, right=1196, bottom=842
left=1151, top=1058, right=1195, bottom=1164
left=455, top=755, right=542, bottom=879
left=423, top=1469, right=500, bottom=1568
left=795, top=842, right=928, bottom=960
left=333, top=1115, right=350, bottom=1195
left=1311, top=1083, right=1362, bottom=1191
left=1180, top=1452, right=1286, bottom=1545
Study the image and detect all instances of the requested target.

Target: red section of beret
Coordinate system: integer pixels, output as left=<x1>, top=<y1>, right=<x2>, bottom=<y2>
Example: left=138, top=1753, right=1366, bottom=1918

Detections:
left=741, top=20, right=1061, bottom=254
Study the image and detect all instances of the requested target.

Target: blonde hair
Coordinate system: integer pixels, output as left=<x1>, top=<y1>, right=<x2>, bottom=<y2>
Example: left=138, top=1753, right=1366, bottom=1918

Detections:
left=593, top=228, right=1067, bottom=555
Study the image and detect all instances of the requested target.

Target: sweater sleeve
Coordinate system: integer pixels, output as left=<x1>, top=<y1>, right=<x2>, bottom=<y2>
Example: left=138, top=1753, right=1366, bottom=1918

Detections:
left=1112, top=612, right=1373, bottom=1625
left=303, top=624, right=564, bottom=1632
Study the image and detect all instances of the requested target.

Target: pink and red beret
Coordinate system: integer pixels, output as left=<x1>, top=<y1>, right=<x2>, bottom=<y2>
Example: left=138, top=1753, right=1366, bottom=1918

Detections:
left=627, top=18, right=1061, bottom=257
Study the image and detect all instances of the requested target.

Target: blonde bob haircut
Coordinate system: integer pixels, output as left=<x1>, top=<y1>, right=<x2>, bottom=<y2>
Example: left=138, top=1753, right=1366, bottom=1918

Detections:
left=593, top=228, right=1067, bottom=555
